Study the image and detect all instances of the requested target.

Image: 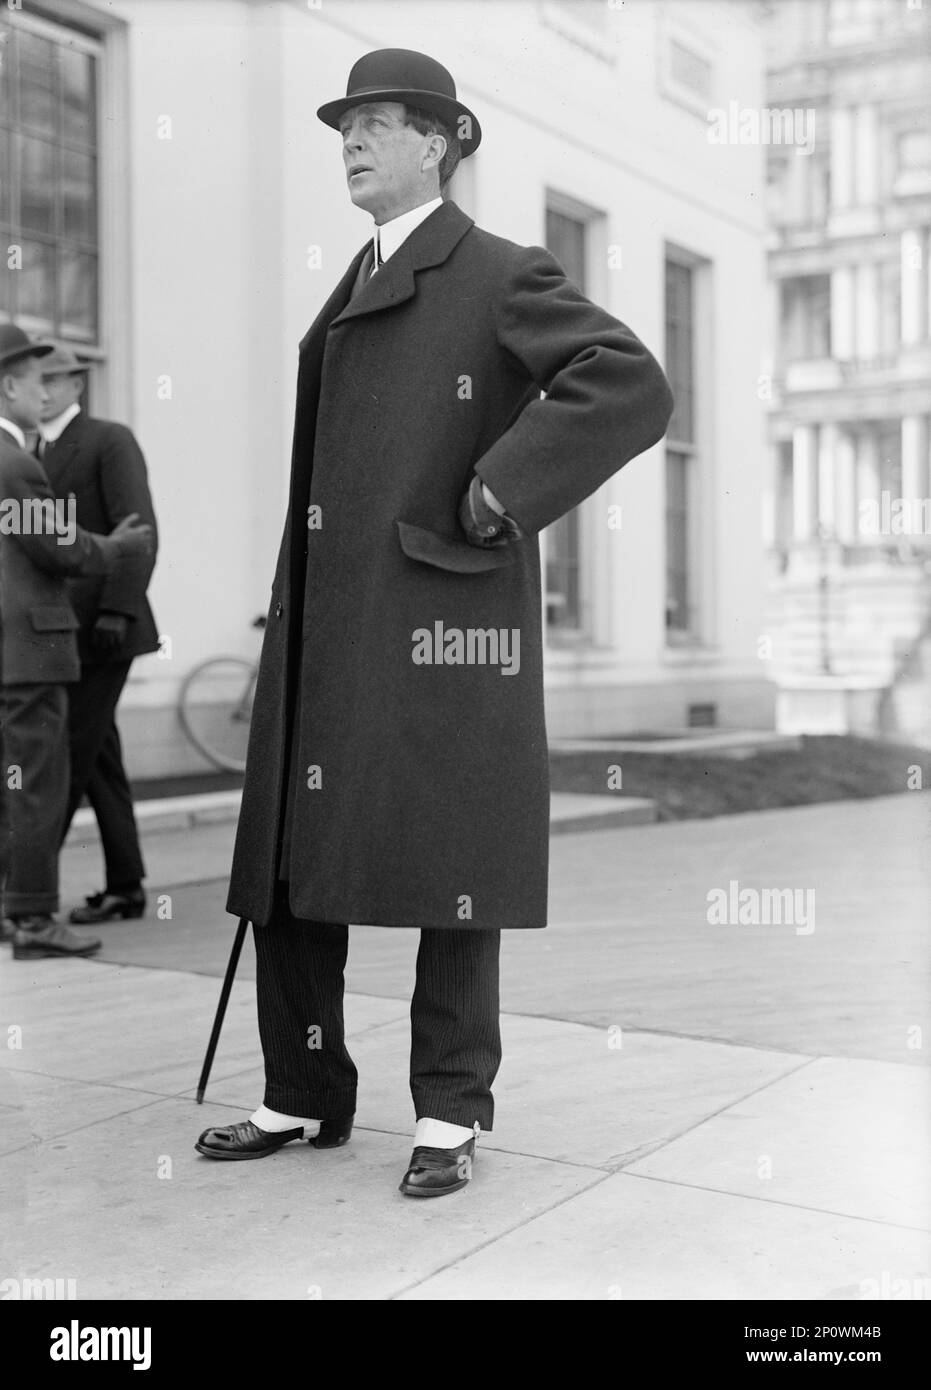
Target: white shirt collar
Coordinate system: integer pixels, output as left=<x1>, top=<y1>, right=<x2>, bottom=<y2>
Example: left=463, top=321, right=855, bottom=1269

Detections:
left=0, top=417, right=26, bottom=451
left=374, top=196, right=443, bottom=267
left=39, top=401, right=82, bottom=443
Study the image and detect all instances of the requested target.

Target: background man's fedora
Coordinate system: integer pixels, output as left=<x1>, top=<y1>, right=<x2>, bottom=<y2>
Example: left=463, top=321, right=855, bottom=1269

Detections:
left=0, top=324, right=54, bottom=370
left=317, top=48, right=481, bottom=157
left=39, top=345, right=92, bottom=376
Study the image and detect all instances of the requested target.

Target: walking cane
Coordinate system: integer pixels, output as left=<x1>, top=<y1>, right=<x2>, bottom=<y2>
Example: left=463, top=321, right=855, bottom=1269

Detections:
left=196, top=916, right=250, bottom=1104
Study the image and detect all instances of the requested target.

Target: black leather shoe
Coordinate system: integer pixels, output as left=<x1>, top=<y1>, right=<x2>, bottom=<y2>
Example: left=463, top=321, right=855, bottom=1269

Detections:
left=195, top=1114, right=354, bottom=1161
left=70, top=890, right=146, bottom=924
left=12, top=916, right=101, bottom=959
left=399, top=1137, right=475, bottom=1197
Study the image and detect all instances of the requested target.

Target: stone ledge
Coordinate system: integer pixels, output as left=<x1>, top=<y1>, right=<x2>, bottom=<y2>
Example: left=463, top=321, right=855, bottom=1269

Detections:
left=66, top=788, right=656, bottom=846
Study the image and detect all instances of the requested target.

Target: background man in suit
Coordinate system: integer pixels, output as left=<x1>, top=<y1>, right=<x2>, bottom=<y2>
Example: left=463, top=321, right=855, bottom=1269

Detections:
left=38, top=347, right=160, bottom=926
left=196, top=50, right=673, bottom=1195
left=0, top=325, right=153, bottom=959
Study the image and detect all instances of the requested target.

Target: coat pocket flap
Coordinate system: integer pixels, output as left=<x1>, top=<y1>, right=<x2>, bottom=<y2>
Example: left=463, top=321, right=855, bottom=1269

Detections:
left=29, top=606, right=80, bottom=633
left=396, top=521, right=516, bottom=573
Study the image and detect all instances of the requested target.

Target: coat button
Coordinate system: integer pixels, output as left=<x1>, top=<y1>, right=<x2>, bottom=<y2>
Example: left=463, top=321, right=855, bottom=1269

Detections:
left=275, top=602, right=283, bottom=619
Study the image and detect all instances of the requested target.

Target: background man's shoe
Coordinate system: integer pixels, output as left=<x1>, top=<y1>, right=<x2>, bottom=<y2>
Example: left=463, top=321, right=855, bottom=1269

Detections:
left=1, top=917, right=15, bottom=944
left=12, top=917, right=102, bottom=959
left=195, top=1114, right=354, bottom=1161
left=399, top=1138, right=475, bottom=1197
left=70, top=890, right=146, bottom=924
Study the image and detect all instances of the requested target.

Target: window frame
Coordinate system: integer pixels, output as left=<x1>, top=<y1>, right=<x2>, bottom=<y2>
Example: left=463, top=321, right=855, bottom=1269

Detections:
left=0, top=10, right=101, bottom=342
left=656, top=10, right=718, bottom=120
left=0, top=2, right=129, bottom=421
left=664, top=244, right=714, bottom=651
left=538, top=0, right=617, bottom=64
left=542, top=189, right=609, bottom=651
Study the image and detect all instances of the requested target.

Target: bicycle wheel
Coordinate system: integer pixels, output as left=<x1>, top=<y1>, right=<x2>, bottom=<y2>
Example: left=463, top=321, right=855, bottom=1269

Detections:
left=178, top=657, right=257, bottom=772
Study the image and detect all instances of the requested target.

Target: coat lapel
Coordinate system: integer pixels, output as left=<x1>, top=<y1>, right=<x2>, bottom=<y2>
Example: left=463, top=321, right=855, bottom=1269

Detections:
left=297, top=244, right=369, bottom=362
left=297, top=201, right=475, bottom=357
left=329, top=200, right=474, bottom=329
left=281, top=202, right=476, bottom=600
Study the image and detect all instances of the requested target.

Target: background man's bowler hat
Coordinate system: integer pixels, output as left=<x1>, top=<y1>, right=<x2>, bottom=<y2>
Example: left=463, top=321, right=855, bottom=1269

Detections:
left=40, top=345, right=91, bottom=376
left=317, top=48, right=481, bottom=157
left=0, top=324, right=54, bottom=370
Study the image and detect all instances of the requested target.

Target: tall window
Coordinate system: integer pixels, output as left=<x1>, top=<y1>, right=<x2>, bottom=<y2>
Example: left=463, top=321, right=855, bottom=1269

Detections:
left=545, top=206, right=586, bottom=636
left=781, top=275, right=831, bottom=361
left=0, top=13, right=100, bottom=344
left=665, top=258, right=697, bottom=640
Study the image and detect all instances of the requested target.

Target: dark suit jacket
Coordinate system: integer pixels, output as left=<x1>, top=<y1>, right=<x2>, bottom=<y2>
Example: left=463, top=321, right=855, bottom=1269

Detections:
left=43, top=412, right=159, bottom=664
left=0, top=429, right=116, bottom=685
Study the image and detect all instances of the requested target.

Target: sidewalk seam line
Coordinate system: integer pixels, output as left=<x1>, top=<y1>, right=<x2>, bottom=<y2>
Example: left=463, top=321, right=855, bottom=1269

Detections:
left=387, top=1169, right=616, bottom=1300
left=618, top=1170, right=930, bottom=1234
left=0, top=1091, right=188, bottom=1157
left=599, top=1056, right=819, bottom=1170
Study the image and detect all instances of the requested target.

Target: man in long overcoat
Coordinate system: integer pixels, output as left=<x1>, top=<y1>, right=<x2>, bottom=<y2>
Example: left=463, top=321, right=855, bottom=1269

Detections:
left=197, top=49, right=673, bottom=1195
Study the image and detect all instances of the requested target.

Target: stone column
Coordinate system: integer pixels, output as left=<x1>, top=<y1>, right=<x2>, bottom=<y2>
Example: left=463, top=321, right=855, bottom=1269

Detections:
left=834, top=428, right=858, bottom=542
left=855, top=263, right=879, bottom=359
left=855, top=429, right=881, bottom=543
left=818, top=423, right=838, bottom=536
left=792, top=424, right=817, bottom=540
left=831, top=265, right=855, bottom=359
left=854, top=104, right=878, bottom=205
left=901, top=416, right=930, bottom=537
left=830, top=107, right=854, bottom=209
left=901, top=229, right=924, bottom=345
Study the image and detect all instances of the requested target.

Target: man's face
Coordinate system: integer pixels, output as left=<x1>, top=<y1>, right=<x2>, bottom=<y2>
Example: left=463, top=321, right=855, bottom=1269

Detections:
left=339, top=101, right=442, bottom=223
left=40, top=371, right=84, bottom=422
left=2, top=357, right=48, bottom=431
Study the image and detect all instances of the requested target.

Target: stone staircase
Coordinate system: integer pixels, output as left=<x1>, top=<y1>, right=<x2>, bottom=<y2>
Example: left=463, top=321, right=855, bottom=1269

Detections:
left=765, top=548, right=931, bottom=738
left=880, top=621, right=931, bottom=746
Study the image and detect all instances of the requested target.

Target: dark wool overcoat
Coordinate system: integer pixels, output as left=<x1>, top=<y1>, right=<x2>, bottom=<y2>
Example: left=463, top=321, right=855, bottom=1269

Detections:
left=226, top=200, right=672, bottom=931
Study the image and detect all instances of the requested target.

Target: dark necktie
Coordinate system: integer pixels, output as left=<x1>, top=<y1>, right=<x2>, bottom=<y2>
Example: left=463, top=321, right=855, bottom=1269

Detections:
left=349, top=239, right=380, bottom=301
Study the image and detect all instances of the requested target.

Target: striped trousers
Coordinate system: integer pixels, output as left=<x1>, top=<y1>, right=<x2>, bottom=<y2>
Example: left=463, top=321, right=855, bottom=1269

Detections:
left=255, top=882, right=503, bottom=1130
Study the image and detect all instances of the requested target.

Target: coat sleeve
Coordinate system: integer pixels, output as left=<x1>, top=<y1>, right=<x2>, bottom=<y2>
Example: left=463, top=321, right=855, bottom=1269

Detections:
left=5, top=453, right=115, bottom=577
left=94, top=423, right=158, bottom=618
left=473, top=245, right=674, bottom=536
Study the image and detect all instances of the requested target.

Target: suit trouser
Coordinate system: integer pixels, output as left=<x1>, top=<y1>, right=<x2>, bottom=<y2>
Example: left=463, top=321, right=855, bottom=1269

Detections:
left=0, top=682, right=69, bottom=917
left=58, top=659, right=146, bottom=893
left=256, top=880, right=503, bottom=1130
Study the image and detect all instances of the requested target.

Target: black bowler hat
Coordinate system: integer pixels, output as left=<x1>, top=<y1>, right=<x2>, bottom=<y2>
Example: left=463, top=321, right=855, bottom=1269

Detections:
left=0, top=323, right=54, bottom=370
left=317, top=48, right=481, bottom=157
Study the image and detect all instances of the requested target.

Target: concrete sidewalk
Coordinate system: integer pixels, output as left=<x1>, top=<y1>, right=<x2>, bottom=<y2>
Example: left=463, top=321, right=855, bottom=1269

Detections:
left=1, top=794, right=929, bottom=1300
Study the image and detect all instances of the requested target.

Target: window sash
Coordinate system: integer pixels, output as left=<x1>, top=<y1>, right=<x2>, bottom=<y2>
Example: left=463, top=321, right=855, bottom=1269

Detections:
left=665, top=448, right=694, bottom=638
left=0, top=10, right=101, bottom=344
left=545, top=204, right=589, bottom=638
left=665, top=260, right=694, bottom=445
left=664, top=256, right=702, bottom=644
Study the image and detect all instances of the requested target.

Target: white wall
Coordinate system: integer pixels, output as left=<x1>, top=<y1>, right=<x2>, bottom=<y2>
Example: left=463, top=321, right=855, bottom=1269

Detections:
left=103, top=1, right=286, bottom=720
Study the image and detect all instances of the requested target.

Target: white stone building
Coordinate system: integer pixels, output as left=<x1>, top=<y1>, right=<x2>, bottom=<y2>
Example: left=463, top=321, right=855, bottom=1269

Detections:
left=1, top=0, right=773, bottom=776
left=763, top=0, right=931, bottom=739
